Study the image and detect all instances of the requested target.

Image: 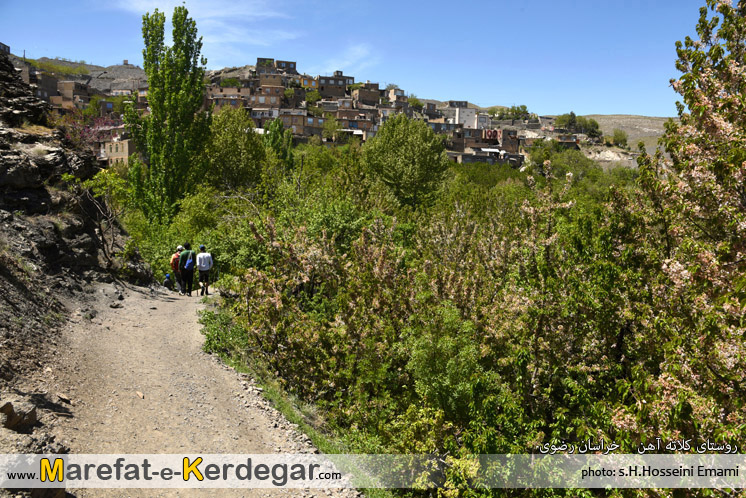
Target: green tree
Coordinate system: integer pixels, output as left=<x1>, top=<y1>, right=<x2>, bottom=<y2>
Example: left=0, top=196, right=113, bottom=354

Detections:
left=322, top=114, right=343, bottom=142
left=576, top=115, right=602, bottom=138
left=630, top=0, right=746, bottom=446
left=305, top=90, right=321, bottom=105
left=555, top=111, right=577, bottom=130
left=124, top=6, right=210, bottom=222
left=408, top=94, right=423, bottom=111
left=220, top=77, right=241, bottom=87
left=497, top=104, right=530, bottom=120
left=612, top=129, right=628, bottom=147
left=204, top=107, right=265, bottom=189
left=362, top=113, right=450, bottom=207
left=263, top=118, right=294, bottom=168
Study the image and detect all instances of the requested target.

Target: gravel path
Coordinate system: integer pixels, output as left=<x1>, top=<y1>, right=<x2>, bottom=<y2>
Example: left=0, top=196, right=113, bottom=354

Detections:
left=40, top=282, right=359, bottom=498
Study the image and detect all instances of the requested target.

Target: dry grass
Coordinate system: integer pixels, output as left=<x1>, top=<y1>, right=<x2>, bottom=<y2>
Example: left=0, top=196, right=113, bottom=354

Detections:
left=15, top=122, right=56, bottom=136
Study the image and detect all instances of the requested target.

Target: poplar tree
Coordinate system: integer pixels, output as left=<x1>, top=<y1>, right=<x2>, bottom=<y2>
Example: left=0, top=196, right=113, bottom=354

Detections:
left=125, top=6, right=209, bottom=222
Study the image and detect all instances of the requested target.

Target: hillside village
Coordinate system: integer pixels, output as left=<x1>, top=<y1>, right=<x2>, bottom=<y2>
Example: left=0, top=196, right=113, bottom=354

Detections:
left=1, top=40, right=626, bottom=170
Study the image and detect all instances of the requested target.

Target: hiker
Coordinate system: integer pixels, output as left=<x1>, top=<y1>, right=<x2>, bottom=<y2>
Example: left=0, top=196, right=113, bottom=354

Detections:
left=178, top=242, right=197, bottom=297
left=196, top=244, right=214, bottom=296
left=162, top=273, right=174, bottom=291
left=170, top=245, right=184, bottom=295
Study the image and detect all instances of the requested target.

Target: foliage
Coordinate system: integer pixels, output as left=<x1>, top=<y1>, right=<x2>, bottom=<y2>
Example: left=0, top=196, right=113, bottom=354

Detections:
left=124, top=6, right=210, bottom=223
left=27, top=58, right=89, bottom=76
left=634, top=0, right=746, bottom=443
left=487, top=106, right=501, bottom=117
left=556, top=112, right=601, bottom=137
left=554, top=111, right=577, bottom=130
left=219, top=77, right=241, bottom=87
left=361, top=113, right=450, bottom=208
left=408, top=94, right=423, bottom=111
left=322, top=114, right=343, bottom=142
left=263, top=118, right=294, bottom=169
left=62, top=169, right=129, bottom=264
left=612, top=128, right=628, bottom=147
left=83, top=95, right=131, bottom=120
left=87, top=3, right=746, bottom=492
left=496, top=104, right=530, bottom=120
left=53, top=109, right=120, bottom=150
left=204, top=107, right=265, bottom=189
left=305, top=90, right=321, bottom=105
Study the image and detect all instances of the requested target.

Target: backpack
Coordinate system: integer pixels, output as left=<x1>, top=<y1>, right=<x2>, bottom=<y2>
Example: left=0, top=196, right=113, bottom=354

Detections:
left=184, top=252, right=195, bottom=271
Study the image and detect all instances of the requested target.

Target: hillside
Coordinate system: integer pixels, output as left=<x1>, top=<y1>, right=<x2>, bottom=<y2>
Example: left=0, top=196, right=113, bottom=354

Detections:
left=205, top=64, right=256, bottom=83
left=584, top=114, right=674, bottom=151
left=9, top=54, right=147, bottom=93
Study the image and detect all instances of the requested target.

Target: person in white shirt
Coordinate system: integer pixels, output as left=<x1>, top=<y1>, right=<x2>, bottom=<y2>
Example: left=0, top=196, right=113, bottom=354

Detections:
left=196, top=245, right=214, bottom=296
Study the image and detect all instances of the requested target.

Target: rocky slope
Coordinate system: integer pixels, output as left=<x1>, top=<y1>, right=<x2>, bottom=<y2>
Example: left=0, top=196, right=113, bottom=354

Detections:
left=1, top=49, right=108, bottom=384
left=0, top=50, right=151, bottom=485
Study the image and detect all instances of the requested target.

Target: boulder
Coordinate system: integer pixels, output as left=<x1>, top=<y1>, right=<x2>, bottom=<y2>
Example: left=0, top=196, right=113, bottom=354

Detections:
left=0, top=400, right=38, bottom=431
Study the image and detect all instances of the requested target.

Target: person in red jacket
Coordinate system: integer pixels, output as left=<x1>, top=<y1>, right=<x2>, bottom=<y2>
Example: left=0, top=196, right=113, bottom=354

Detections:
left=170, top=245, right=184, bottom=295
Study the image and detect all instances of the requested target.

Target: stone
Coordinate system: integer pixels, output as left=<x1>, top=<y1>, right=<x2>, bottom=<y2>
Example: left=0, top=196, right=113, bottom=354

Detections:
left=0, top=400, right=38, bottom=431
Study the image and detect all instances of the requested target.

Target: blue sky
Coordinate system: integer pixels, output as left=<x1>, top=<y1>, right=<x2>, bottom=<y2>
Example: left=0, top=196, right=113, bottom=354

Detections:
left=0, top=0, right=705, bottom=116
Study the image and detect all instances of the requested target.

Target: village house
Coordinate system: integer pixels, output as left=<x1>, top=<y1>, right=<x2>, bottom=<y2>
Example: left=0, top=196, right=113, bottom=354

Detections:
left=279, top=108, right=306, bottom=135
left=423, top=102, right=440, bottom=119
left=205, top=85, right=249, bottom=111
left=455, top=107, right=477, bottom=129
left=300, top=75, right=319, bottom=90
left=378, top=105, right=400, bottom=124
left=447, top=100, right=468, bottom=108
left=97, top=124, right=136, bottom=167
left=304, top=116, right=326, bottom=137
left=388, top=87, right=407, bottom=105
left=50, top=80, right=100, bottom=110
left=249, top=85, right=284, bottom=108
left=258, top=73, right=283, bottom=87
left=318, top=70, right=353, bottom=99
left=251, top=108, right=279, bottom=128
left=274, top=60, right=298, bottom=74
left=320, top=100, right=339, bottom=113
left=255, top=57, right=276, bottom=75
left=352, top=82, right=380, bottom=107
left=17, top=66, right=59, bottom=102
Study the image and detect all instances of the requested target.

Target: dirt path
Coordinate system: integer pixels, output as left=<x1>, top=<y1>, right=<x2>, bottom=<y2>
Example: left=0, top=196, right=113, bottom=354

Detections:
left=37, top=282, right=357, bottom=498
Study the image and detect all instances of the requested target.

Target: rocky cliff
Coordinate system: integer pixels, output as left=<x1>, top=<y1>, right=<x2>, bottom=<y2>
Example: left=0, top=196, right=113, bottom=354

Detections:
left=0, top=50, right=131, bottom=388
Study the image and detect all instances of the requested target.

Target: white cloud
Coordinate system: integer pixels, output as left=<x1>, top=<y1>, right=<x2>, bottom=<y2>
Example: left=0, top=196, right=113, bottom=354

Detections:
left=108, top=0, right=298, bottom=68
left=307, top=43, right=380, bottom=77
left=111, top=0, right=286, bottom=21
